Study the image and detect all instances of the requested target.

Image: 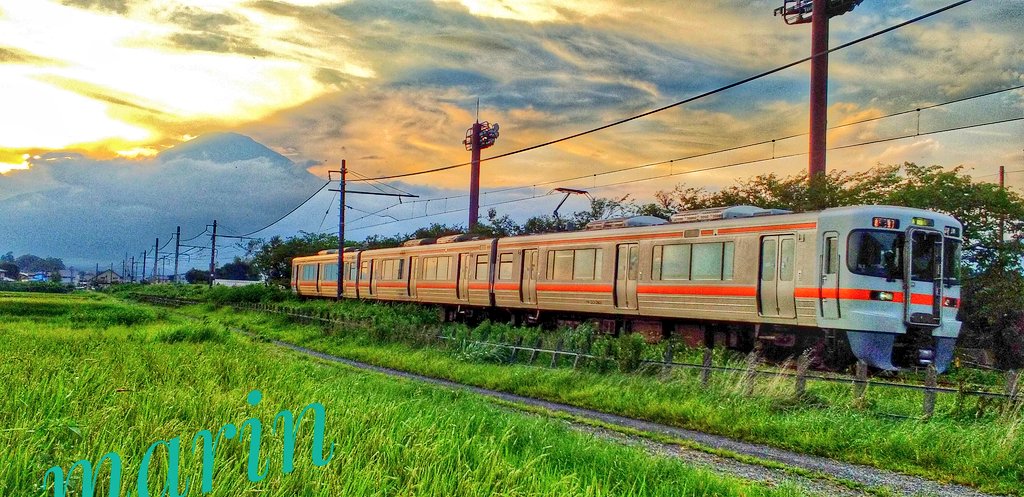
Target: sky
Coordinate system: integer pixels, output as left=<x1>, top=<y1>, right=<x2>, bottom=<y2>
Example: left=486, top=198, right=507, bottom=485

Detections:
left=0, top=0, right=1021, bottom=272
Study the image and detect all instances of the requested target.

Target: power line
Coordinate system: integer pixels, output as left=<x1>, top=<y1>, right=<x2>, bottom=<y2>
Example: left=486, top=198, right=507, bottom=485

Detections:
left=238, top=180, right=331, bottom=238
left=342, top=115, right=1021, bottom=233
left=350, top=0, right=976, bottom=183
left=345, top=84, right=1022, bottom=223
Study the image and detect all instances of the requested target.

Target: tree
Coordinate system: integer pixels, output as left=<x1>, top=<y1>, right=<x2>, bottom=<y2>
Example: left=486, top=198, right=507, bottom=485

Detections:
left=250, top=232, right=339, bottom=286
left=0, top=262, right=18, bottom=279
left=184, top=269, right=211, bottom=284
left=216, top=257, right=258, bottom=280
left=1, top=252, right=13, bottom=263
left=14, top=254, right=65, bottom=273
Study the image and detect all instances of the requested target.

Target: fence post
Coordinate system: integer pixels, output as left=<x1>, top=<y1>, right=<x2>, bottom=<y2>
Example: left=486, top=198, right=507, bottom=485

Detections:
left=509, top=336, right=523, bottom=364
left=923, top=365, right=938, bottom=418
left=795, top=350, right=810, bottom=398
left=551, top=338, right=563, bottom=368
left=1006, top=370, right=1019, bottom=406
left=854, top=360, right=868, bottom=403
left=662, top=341, right=674, bottom=375
left=573, top=337, right=592, bottom=370
left=700, top=348, right=713, bottom=387
left=744, top=352, right=760, bottom=397
left=528, top=337, right=542, bottom=365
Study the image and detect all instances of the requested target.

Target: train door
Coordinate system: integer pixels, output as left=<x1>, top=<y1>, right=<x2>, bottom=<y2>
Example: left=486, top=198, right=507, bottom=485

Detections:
left=821, top=232, right=840, bottom=319
left=456, top=253, right=471, bottom=302
left=520, top=249, right=538, bottom=304
left=368, top=260, right=376, bottom=296
left=408, top=256, right=418, bottom=298
left=905, top=229, right=943, bottom=325
left=614, top=243, right=639, bottom=310
left=759, top=235, right=796, bottom=318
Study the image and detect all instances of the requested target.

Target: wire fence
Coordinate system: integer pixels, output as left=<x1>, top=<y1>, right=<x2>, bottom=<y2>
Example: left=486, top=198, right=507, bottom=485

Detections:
left=136, top=294, right=1021, bottom=418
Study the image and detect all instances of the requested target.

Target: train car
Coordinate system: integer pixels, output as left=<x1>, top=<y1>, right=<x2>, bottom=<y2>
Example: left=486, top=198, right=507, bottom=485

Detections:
left=292, top=204, right=963, bottom=372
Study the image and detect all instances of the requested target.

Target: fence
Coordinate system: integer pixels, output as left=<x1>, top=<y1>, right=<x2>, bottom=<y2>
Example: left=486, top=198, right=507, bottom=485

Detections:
left=135, top=294, right=1021, bottom=418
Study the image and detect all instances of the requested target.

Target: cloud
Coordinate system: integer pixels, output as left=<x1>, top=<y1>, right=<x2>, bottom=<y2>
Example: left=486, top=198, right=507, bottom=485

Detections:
left=59, top=0, right=131, bottom=15
left=0, top=134, right=323, bottom=267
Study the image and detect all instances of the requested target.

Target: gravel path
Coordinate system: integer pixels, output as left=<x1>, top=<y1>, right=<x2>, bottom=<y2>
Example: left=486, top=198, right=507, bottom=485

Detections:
left=268, top=338, right=1001, bottom=497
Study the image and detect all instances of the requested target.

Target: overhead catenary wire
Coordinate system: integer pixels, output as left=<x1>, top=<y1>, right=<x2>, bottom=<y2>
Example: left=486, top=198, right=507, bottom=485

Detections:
left=349, top=0, right=977, bottom=183
left=341, top=115, right=1022, bottom=233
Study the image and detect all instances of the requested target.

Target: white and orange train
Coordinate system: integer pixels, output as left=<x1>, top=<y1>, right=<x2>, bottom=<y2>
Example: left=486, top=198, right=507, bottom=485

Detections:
left=292, top=205, right=963, bottom=372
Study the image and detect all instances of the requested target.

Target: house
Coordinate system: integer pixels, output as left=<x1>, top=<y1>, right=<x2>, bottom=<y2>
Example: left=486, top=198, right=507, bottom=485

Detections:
left=59, top=269, right=79, bottom=286
left=0, top=269, right=13, bottom=282
left=90, top=269, right=123, bottom=285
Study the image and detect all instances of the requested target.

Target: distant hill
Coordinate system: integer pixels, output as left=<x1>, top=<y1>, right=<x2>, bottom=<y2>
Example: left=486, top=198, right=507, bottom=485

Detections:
left=158, top=132, right=292, bottom=167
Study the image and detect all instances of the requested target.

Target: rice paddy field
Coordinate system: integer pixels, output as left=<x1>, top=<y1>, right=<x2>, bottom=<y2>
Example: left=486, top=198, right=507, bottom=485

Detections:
left=1, top=291, right=814, bottom=497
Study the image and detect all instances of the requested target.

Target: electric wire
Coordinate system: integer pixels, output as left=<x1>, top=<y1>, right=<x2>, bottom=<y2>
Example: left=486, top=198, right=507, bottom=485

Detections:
left=349, top=0, right=976, bottom=183
left=237, top=180, right=331, bottom=237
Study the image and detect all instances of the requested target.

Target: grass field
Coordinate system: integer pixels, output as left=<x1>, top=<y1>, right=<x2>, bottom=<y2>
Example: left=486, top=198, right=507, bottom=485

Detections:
left=148, top=294, right=1024, bottom=496
left=1, top=292, right=815, bottom=496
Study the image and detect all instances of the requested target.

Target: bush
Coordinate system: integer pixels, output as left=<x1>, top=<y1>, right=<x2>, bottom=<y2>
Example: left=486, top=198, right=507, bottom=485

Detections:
left=0, top=281, right=72, bottom=293
left=615, top=333, right=646, bottom=373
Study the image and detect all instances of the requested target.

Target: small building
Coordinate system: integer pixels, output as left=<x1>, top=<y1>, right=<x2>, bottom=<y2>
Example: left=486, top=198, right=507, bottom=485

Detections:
left=91, top=270, right=123, bottom=285
left=59, top=269, right=79, bottom=286
left=0, top=269, right=13, bottom=282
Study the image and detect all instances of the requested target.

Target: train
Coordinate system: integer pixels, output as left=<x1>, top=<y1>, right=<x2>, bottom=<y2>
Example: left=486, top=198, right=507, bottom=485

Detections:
left=292, top=204, right=963, bottom=372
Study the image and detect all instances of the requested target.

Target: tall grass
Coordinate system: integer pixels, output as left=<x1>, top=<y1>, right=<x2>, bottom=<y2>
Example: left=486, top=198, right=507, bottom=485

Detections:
left=1, top=293, right=810, bottom=497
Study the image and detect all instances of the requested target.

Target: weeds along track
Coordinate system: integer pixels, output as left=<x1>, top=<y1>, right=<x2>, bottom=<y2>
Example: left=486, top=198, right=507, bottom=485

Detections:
left=140, top=298, right=1003, bottom=497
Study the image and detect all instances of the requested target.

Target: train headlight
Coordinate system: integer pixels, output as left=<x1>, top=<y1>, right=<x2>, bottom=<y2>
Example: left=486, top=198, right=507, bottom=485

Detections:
left=871, top=291, right=895, bottom=302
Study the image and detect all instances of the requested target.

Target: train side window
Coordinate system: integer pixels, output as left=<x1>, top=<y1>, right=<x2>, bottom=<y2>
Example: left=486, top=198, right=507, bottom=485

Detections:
left=474, top=254, right=489, bottom=280
left=660, top=244, right=691, bottom=280
left=552, top=250, right=573, bottom=280
left=692, top=243, right=724, bottom=281
left=360, top=261, right=370, bottom=280
left=324, top=263, right=338, bottom=281
left=573, top=249, right=595, bottom=280
left=438, top=256, right=451, bottom=280
left=723, top=242, right=735, bottom=280
left=497, top=253, right=514, bottom=280
left=761, top=240, right=776, bottom=281
left=825, top=236, right=838, bottom=275
left=302, top=265, right=317, bottom=281
left=423, top=257, right=438, bottom=280
left=396, top=259, right=405, bottom=280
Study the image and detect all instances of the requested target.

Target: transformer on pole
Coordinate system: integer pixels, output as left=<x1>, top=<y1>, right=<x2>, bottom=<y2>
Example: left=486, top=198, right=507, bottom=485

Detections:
left=463, top=119, right=499, bottom=230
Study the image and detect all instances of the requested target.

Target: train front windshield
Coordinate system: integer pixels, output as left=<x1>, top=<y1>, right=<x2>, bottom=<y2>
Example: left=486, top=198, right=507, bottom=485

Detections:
left=847, top=229, right=960, bottom=283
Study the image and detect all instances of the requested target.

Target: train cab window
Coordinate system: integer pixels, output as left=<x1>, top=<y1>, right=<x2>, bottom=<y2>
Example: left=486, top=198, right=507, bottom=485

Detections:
left=847, top=230, right=902, bottom=279
left=943, top=238, right=961, bottom=285
left=474, top=254, right=489, bottom=280
left=324, top=263, right=338, bottom=281
left=301, top=265, right=317, bottom=281
left=497, top=253, right=514, bottom=280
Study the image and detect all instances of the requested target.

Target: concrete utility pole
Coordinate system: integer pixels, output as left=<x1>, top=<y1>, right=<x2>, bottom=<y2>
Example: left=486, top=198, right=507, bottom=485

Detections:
left=999, top=165, right=1006, bottom=242
left=208, top=220, right=218, bottom=286
left=174, top=226, right=181, bottom=284
left=153, top=238, right=159, bottom=283
left=338, top=160, right=346, bottom=299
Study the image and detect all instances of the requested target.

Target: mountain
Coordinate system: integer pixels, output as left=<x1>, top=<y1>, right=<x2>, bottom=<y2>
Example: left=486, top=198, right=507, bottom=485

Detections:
left=158, top=132, right=292, bottom=167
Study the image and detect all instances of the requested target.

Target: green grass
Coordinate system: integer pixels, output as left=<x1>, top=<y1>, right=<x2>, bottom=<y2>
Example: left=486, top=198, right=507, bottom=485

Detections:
left=170, top=300, right=1024, bottom=496
left=1, top=292, right=813, bottom=497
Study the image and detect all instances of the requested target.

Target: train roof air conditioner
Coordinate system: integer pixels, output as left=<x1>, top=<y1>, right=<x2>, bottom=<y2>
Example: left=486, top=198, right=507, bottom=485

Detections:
left=585, top=215, right=668, bottom=231
left=436, top=233, right=483, bottom=244
left=402, top=238, right=436, bottom=247
left=669, top=205, right=792, bottom=224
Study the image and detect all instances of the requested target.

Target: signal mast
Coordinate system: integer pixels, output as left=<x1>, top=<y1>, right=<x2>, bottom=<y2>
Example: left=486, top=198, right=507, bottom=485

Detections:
left=774, top=0, right=864, bottom=201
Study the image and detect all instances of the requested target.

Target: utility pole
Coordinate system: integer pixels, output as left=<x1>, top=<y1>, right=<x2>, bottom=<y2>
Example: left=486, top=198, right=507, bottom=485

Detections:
left=130, top=256, right=135, bottom=283
left=774, top=0, right=863, bottom=207
left=153, top=238, right=160, bottom=284
left=174, top=226, right=181, bottom=284
left=328, top=161, right=417, bottom=299
left=338, top=160, right=346, bottom=299
left=462, top=107, right=499, bottom=230
left=209, top=220, right=218, bottom=286
left=142, top=251, right=147, bottom=282
left=999, top=165, right=1006, bottom=242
